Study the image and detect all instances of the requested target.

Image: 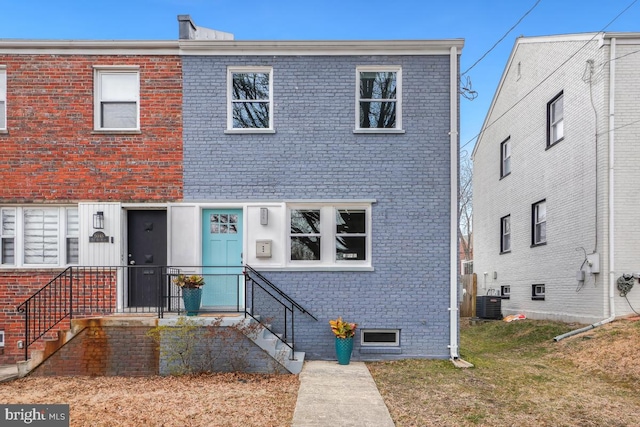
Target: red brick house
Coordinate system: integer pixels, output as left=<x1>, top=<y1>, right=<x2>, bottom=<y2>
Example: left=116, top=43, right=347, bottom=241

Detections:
left=0, top=41, right=183, bottom=363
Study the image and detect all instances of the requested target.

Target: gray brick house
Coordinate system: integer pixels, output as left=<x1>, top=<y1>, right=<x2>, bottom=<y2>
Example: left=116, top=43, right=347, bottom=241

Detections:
left=171, top=16, right=464, bottom=361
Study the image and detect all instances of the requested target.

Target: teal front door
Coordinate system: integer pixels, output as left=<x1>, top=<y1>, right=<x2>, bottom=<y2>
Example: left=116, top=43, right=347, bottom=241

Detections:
left=202, top=209, right=244, bottom=309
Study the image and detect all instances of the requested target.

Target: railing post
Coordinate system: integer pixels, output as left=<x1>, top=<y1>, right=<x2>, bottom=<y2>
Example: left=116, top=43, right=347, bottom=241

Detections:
left=23, top=301, right=29, bottom=361
left=291, top=308, right=295, bottom=358
left=69, top=267, right=74, bottom=320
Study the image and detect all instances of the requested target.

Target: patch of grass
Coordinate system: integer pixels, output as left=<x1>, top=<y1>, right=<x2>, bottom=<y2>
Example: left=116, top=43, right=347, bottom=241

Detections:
left=368, top=318, right=640, bottom=427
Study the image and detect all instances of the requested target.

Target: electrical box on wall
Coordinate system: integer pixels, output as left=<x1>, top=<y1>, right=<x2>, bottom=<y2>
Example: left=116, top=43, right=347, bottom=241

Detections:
left=587, top=253, right=600, bottom=274
left=256, top=240, right=272, bottom=258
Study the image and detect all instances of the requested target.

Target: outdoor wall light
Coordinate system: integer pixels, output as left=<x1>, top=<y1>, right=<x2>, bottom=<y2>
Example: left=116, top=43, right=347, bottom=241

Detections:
left=93, top=211, right=105, bottom=229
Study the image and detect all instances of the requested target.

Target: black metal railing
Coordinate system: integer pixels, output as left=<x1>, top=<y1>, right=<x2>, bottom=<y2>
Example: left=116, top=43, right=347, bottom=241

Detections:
left=244, top=265, right=317, bottom=357
left=16, top=264, right=316, bottom=361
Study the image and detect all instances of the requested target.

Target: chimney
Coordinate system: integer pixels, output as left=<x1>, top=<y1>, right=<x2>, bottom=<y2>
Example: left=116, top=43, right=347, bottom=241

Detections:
left=177, top=15, right=234, bottom=40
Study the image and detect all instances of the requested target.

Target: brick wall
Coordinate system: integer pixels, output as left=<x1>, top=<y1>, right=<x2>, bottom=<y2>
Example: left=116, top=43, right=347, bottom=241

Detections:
left=472, top=38, right=613, bottom=323
left=0, top=54, right=183, bottom=203
left=31, top=323, right=159, bottom=377
left=183, top=54, right=455, bottom=360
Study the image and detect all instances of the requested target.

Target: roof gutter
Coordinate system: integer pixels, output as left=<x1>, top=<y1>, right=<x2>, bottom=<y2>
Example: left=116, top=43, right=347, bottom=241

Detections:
left=555, top=37, right=617, bottom=341
left=449, top=45, right=460, bottom=359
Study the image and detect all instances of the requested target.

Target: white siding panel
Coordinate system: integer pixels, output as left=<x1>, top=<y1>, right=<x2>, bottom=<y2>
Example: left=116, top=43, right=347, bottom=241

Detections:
left=79, top=203, right=121, bottom=266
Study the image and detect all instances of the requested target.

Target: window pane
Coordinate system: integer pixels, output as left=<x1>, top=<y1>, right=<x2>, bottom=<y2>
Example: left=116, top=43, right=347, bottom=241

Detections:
left=359, top=101, right=396, bottom=128
left=552, top=96, right=563, bottom=122
left=536, top=222, right=546, bottom=243
left=553, top=120, right=564, bottom=141
left=336, top=236, right=366, bottom=261
left=2, top=209, right=15, bottom=236
left=67, top=208, right=79, bottom=236
left=360, top=72, right=397, bottom=100
left=101, top=73, right=138, bottom=100
left=0, top=101, right=5, bottom=129
left=291, top=237, right=320, bottom=260
left=24, top=209, right=59, bottom=264
left=336, top=210, right=366, bottom=234
left=232, top=102, right=269, bottom=129
left=291, top=210, right=320, bottom=234
left=101, top=102, right=137, bottom=128
left=232, top=73, right=269, bottom=100
left=1, top=238, right=14, bottom=265
left=66, top=237, right=79, bottom=264
left=536, top=204, right=546, bottom=222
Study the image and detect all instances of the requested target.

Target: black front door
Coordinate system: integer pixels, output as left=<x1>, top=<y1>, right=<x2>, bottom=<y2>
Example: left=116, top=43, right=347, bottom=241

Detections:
left=127, top=210, right=167, bottom=307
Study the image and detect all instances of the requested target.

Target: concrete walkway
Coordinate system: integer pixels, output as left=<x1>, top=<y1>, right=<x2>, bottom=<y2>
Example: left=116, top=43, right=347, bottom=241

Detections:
left=292, top=360, right=395, bottom=427
left=0, top=364, right=18, bottom=383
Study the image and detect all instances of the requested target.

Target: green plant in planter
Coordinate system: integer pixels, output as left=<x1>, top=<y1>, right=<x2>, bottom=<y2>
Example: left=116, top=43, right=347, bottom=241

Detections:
left=173, top=274, right=205, bottom=289
left=174, top=274, right=205, bottom=316
left=330, top=317, right=358, bottom=365
left=329, top=317, right=357, bottom=338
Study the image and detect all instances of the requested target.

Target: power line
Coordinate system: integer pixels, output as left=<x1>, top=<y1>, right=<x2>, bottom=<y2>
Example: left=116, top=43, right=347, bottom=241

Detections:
left=461, top=0, right=639, bottom=152
left=461, top=0, right=542, bottom=76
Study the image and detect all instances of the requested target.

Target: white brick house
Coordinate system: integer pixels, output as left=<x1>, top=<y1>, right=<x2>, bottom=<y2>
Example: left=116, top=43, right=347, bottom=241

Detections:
left=472, top=33, right=640, bottom=324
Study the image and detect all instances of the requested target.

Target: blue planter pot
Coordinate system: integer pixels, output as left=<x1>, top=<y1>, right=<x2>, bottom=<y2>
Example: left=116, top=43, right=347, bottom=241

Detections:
left=335, top=337, right=354, bottom=365
left=182, top=288, right=202, bottom=316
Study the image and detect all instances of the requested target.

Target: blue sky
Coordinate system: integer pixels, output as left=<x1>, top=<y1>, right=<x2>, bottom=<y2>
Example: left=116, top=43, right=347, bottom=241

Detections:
left=1, top=0, right=639, bottom=154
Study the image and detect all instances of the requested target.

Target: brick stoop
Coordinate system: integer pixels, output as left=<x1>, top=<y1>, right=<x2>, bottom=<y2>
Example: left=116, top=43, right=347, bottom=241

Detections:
left=17, top=315, right=304, bottom=377
left=17, top=320, right=88, bottom=378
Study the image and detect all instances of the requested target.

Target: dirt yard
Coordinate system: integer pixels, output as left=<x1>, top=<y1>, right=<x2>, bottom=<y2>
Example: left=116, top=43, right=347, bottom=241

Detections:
left=0, top=372, right=298, bottom=427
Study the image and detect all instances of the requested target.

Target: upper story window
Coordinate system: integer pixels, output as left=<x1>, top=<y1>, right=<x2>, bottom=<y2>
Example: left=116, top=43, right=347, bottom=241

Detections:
left=356, top=66, right=402, bottom=132
left=288, top=204, right=371, bottom=268
left=500, top=214, right=511, bottom=253
left=532, top=200, right=546, bottom=246
left=94, top=67, right=140, bottom=131
left=0, top=67, right=6, bottom=130
left=547, top=92, right=564, bottom=147
left=500, top=137, right=511, bottom=178
left=227, top=67, right=273, bottom=132
left=1, top=206, right=78, bottom=267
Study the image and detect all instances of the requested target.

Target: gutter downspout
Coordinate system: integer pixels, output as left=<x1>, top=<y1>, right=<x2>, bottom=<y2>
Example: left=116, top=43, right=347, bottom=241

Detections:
left=449, top=46, right=460, bottom=358
left=555, top=37, right=617, bottom=342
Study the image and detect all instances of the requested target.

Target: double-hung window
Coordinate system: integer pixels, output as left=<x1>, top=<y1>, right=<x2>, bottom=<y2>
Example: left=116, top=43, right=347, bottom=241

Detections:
left=0, top=67, right=6, bottom=130
left=94, top=67, right=140, bottom=131
left=288, top=204, right=371, bottom=268
left=227, top=67, right=273, bottom=131
left=500, top=137, right=511, bottom=177
left=1, top=206, right=78, bottom=267
left=532, top=200, right=546, bottom=246
left=547, top=92, right=564, bottom=147
left=500, top=215, right=511, bottom=253
left=356, top=66, right=402, bottom=131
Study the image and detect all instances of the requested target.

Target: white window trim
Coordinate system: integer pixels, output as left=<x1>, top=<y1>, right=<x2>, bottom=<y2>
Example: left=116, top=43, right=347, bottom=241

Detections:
left=533, top=200, right=546, bottom=245
left=501, top=285, right=511, bottom=299
left=286, top=203, right=372, bottom=269
left=360, top=329, right=400, bottom=347
left=500, top=137, right=511, bottom=177
left=1, top=206, right=78, bottom=268
left=501, top=215, right=511, bottom=253
left=93, top=66, right=140, bottom=132
left=548, top=92, right=564, bottom=146
left=226, top=66, right=274, bottom=133
left=355, top=65, right=403, bottom=133
left=0, top=66, right=6, bottom=131
left=532, top=283, right=545, bottom=300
